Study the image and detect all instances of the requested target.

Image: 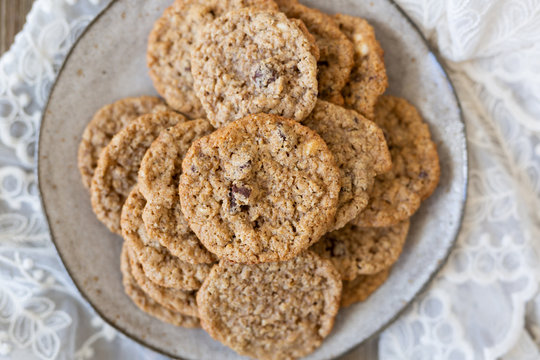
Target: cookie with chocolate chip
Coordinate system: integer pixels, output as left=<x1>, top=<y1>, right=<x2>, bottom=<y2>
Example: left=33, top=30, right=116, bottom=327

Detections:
left=312, top=220, right=409, bottom=280
left=179, top=113, right=340, bottom=263
left=147, top=0, right=278, bottom=118
left=191, top=9, right=318, bottom=127
left=353, top=96, right=440, bottom=227
left=303, top=100, right=391, bottom=230
left=335, top=14, right=387, bottom=119
left=276, top=0, right=354, bottom=104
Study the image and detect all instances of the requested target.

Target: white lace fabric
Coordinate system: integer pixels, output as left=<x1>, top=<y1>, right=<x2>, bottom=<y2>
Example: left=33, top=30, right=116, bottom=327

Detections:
left=0, top=0, right=539, bottom=359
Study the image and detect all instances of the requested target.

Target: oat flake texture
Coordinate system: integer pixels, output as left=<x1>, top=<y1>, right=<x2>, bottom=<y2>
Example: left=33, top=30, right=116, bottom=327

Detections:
left=179, top=113, right=340, bottom=264
left=353, top=96, right=440, bottom=227
left=120, top=243, right=200, bottom=328
left=196, top=251, right=342, bottom=360
left=313, top=220, right=410, bottom=280
left=147, top=0, right=277, bottom=118
left=191, top=9, right=318, bottom=127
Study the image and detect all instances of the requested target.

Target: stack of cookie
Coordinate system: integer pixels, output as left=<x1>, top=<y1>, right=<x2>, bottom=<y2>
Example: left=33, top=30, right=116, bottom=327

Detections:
left=77, top=0, right=440, bottom=359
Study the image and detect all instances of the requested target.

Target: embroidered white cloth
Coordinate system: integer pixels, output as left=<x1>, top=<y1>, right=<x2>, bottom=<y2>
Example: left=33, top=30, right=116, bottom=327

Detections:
left=1, top=0, right=539, bottom=359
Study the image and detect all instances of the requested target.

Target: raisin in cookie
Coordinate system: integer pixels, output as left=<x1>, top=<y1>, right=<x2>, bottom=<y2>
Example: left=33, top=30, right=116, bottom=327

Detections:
left=147, top=0, right=277, bottom=118
left=191, top=9, right=318, bottom=127
left=197, top=251, right=341, bottom=360
left=78, top=96, right=168, bottom=189
left=179, top=113, right=340, bottom=263
left=276, top=0, right=354, bottom=104
left=336, top=14, right=387, bottom=120
left=120, top=243, right=200, bottom=327
left=138, top=119, right=216, bottom=264
left=121, top=187, right=213, bottom=290
left=126, top=244, right=199, bottom=317
left=341, top=269, right=390, bottom=307
left=303, top=100, right=391, bottom=230
left=90, top=111, right=186, bottom=234
left=353, top=96, right=440, bottom=227
left=312, top=220, right=409, bottom=280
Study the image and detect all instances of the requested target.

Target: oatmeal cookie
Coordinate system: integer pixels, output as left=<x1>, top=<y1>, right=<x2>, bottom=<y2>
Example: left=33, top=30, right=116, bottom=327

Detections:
left=147, top=0, right=278, bottom=118
left=197, top=251, right=341, bottom=360
left=138, top=119, right=216, bottom=264
left=120, top=243, right=200, bottom=327
left=312, top=220, right=409, bottom=280
left=303, top=100, right=391, bottom=230
left=179, top=113, right=340, bottom=264
left=121, top=187, right=212, bottom=290
left=90, top=111, right=186, bottom=234
left=335, top=14, right=387, bottom=119
left=353, top=96, right=440, bottom=227
left=276, top=0, right=354, bottom=104
left=126, top=244, right=199, bottom=317
left=78, top=96, right=168, bottom=189
left=341, top=269, right=390, bottom=307
left=191, top=9, right=318, bottom=127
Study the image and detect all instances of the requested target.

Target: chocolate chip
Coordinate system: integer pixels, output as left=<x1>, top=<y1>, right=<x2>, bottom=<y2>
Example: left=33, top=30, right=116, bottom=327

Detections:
left=231, top=184, right=251, bottom=198
left=229, top=188, right=237, bottom=209
left=239, top=160, right=252, bottom=170
left=229, top=186, right=251, bottom=213
left=253, top=65, right=277, bottom=87
left=419, top=170, right=428, bottom=179
left=191, top=165, right=197, bottom=173
left=254, top=218, right=264, bottom=229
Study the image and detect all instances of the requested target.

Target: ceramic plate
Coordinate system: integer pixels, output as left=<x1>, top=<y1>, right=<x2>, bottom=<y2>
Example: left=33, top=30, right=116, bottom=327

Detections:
left=38, top=0, right=467, bottom=359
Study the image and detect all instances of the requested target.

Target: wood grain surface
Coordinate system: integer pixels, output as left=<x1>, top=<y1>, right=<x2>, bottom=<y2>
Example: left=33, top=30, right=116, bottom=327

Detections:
left=0, top=0, right=34, bottom=54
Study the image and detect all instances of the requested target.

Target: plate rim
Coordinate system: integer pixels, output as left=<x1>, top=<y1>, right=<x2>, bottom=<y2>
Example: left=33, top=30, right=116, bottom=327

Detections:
left=35, top=0, right=469, bottom=359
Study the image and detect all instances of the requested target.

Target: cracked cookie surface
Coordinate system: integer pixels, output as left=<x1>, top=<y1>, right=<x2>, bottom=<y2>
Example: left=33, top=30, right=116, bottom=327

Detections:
left=276, top=0, right=354, bottom=104
left=312, top=220, right=409, bottom=280
left=147, top=0, right=277, bottom=118
left=353, top=96, right=440, bottom=227
left=90, top=111, right=186, bottom=234
left=126, top=244, right=199, bottom=317
left=197, top=251, right=341, bottom=360
left=180, top=113, right=340, bottom=263
left=78, top=96, right=168, bottom=189
left=341, top=269, right=390, bottom=307
left=121, top=187, right=213, bottom=290
left=138, top=119, right=216, bottom=264
left=303, top=100, right=391, bottom=230
left=191, top=9, right=318, bottom=127
left=336, top=14, right=387, bottom=120
left=120, top=243, right=200, bottom=327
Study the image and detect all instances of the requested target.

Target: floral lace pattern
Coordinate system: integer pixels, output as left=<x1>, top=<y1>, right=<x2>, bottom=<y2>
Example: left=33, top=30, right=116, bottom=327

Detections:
left=0, top=0, right=539, bottom=359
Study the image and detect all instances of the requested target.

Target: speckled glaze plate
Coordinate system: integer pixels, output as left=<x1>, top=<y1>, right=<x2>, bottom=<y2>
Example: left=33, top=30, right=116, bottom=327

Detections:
left=37, top=0, right=467, bottom=359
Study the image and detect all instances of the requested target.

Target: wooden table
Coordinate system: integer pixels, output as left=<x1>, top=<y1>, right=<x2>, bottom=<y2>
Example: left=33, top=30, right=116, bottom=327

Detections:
left=1, top=0, right=34, bottom=54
